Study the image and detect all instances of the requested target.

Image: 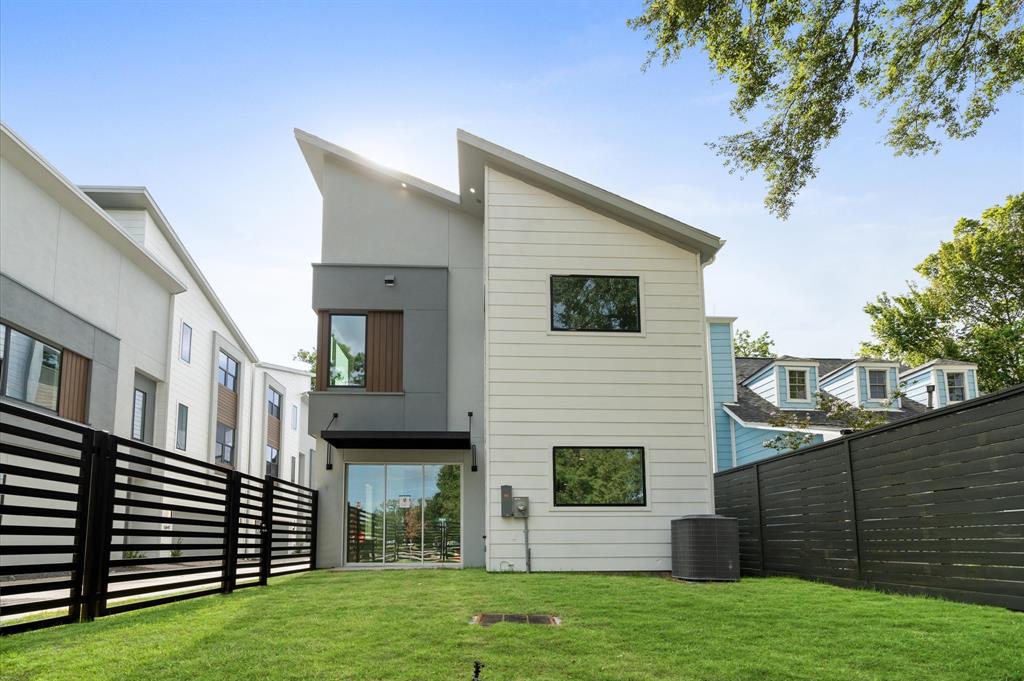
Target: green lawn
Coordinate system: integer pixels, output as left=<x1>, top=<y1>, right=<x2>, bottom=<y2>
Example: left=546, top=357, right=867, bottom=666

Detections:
left=1, top=570, right=1022, bottom=681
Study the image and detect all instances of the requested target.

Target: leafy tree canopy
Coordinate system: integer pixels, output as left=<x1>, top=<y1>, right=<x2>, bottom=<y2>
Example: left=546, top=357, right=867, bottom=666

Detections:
left=734, top=329, right=777, bottom=358
left=294, top=348, right=316, bottom=389
left=630, top=1, right=1024, bottom=218
left=860, top=193, right=1024, bottom=391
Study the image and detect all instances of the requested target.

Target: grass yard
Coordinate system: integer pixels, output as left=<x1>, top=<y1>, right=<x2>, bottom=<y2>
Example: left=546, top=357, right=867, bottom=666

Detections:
left=1, top=569, right=1022, bottom=681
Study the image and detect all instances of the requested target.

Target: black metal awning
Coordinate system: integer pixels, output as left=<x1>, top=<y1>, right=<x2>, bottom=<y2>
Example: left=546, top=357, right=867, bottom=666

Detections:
left=320, top=430, right=471, bottom=450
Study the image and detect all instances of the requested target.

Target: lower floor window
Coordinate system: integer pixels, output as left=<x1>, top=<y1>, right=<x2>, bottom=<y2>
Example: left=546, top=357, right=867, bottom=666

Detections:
left=552, top=446, right=646, bottom=506
left=0, top=323, right=62, bottom=411
left=266, top=445, right=279, bottom=477
left=215, top=422, right=235, bottom=466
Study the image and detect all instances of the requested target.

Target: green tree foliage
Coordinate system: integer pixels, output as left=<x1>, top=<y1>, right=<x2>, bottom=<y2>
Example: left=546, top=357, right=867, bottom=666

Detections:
left=734, top=329, right=777, bottom=357
left=629, top=1, right=1024, bottom=218
left=764, top=391, right=897, bottom=452
left=553, top=448, right=645, bottom=505
left=294, top=348, right=316, bottom=389
left=861, top=194, right=1024, bottom=391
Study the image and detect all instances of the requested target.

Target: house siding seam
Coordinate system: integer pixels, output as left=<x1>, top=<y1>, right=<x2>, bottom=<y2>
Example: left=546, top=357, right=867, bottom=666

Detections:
left=484, top=167, right=712, bottom=572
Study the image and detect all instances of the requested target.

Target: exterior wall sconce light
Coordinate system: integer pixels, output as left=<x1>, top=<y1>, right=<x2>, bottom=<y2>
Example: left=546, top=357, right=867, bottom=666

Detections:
left=469, top=411, right=478, bottom=472
left=384, top=274, right=396, bottom=287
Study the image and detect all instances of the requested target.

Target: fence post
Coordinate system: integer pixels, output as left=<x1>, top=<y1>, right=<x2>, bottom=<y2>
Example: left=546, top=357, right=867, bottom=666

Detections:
left=753, top=464, right=767, bottom=576
left=258, top=476, right=274, bottom=586
left=79, top=430, right=115, bottom=622
left=222, top=470, right=241, bottom=594
left=309, top=490, right=318, bottom=570
left=69, top=431, right=96, bottom=623
left=843, top=439, right=863, bottom=582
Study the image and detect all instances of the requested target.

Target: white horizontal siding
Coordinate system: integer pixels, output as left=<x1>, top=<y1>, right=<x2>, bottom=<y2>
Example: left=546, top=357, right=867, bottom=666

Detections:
left=484, top=168, right=713, bottom=573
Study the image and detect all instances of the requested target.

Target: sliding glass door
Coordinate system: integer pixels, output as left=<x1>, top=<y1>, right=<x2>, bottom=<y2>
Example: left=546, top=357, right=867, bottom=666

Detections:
left=345, top=463, right=461, bottom=565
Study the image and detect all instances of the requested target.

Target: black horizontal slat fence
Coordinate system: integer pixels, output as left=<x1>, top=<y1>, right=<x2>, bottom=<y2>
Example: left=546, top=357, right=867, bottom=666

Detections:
left=714, top=385, right=1024, bottom=610
left=0, top=401, right=318, bottom=635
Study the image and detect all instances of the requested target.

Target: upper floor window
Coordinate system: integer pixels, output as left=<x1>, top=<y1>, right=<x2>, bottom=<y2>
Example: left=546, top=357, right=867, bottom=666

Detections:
left=180, top=322, right=192, bottom=363
left=550, top=275, right=640, bottom=333
left=267, top=387, right=282, bottom=419
left=868, top=369, right=889, bottom=400
left=217, top=351, right=239, bottom=392
left=553, top=446, right=646, bottom=506
left=0, top=323, right=62, bottom=412
left=291, top=404, right=298, bottom=430
left=946, top=372, right=966, bottom=402
left=787, top=369, right=808, bottom=401
left=215, top=423, right=235, bottom=466
left=329, top=315, right=366, bottom=387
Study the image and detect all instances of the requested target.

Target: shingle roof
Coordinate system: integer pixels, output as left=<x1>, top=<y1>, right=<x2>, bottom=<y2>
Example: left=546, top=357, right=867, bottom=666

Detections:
left=728, top=356, right=927, bottom=430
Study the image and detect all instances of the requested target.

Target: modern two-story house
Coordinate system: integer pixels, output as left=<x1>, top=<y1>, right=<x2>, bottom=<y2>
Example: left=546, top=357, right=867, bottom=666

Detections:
left=707, top=316, right=982, bottom=471
left=298, top=129, right=725, bottom=571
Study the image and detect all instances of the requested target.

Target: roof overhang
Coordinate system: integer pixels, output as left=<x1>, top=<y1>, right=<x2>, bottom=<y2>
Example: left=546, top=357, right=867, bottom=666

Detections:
left=294, top=128, right=460, bottom=206
left=293, top=127, right=725, bottom=264
left=80, top=185, right=260, bottom=362
left=456, top=129, right=724, bottom=264
left=721, top=405, right=842, bottom=436
left=321, top=430, right=471, bottom=450
left=1, top=123, right=186, bottom=295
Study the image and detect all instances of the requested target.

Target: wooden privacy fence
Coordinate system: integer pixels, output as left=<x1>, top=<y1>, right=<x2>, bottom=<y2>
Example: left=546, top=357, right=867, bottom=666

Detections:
left=0, top=401, right=318, bottom=635
left=715, top=385, right=1024, bottom=610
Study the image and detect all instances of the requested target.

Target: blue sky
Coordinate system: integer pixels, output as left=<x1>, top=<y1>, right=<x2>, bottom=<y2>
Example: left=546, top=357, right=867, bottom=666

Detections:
left=2, top=1, right=1021, bottom=366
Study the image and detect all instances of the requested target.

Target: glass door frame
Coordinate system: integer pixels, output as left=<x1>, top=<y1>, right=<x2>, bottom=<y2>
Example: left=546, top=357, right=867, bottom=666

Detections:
left=343, top=461, right=463, bottom=566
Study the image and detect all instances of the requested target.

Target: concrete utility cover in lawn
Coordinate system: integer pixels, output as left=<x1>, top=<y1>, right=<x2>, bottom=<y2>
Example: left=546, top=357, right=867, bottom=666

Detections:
left=472, top=613, right=561, bottom=627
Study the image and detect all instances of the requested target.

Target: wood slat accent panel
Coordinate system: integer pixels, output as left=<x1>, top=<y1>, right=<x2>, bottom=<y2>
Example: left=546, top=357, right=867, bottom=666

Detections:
left=217, top=384, right=238, bottom=428
left=366, top=311, right=403, bottom=393
left=315, top=311, right=330, bottom=391
left=57, top=350, right=90, bottom=423
left=267, top=415, right=281, bottom=449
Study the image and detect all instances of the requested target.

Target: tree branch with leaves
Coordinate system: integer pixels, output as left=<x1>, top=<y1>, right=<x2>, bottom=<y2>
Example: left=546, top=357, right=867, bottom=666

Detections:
left=629, top=1, right=1024, bottom=218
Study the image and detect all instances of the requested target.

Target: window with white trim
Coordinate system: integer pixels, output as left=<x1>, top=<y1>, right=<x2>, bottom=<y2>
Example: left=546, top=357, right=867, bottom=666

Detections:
left=180, top=322, right=192, bottom=363
left=946, top=372, right=966, bottom=402
left=868, top=369, right=889, bottom=400
left=787, top=369, right=808, bottom=400
left=291, top=404, right=298, bottom=430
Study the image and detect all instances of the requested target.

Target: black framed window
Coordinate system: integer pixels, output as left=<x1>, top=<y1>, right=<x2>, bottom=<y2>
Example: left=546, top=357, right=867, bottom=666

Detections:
left=176, top=403, right=189, bottom=450
left=550, top=275, right=640, bottom=332
left=329, top=314, right=366, bottom=386
left=215, top=423, right=235, bottom=466
left=217, top=351, right=239, bottom=391
left=131, top=389, right=147, bottom=441
left=0, top=323, right=62, bottom=412
left=947, top=372, right=966, bottom=402
left=180, top=322, right=192, bottom=363
left=267, top=387, right=281, bottom=419
left=266, top=445, right=280, bottom=477
left=868, top=369, right=888, bottom=400
left=553, top=446, right=646, bottom=507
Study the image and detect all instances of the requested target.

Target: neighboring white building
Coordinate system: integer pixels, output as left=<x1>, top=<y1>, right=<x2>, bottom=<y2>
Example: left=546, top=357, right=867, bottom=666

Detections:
left=1, top=122, right=311, bottom=482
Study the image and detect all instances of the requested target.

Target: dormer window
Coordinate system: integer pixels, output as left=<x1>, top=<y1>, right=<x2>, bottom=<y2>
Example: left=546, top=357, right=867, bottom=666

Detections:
left=946, top=372, right=966, bottom=402
left=868, top=369, right=889, bottom=400
left=787, top=369, right=808, bottom=401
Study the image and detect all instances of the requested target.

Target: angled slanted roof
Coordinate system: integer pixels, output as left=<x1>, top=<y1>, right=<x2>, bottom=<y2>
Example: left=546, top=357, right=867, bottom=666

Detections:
left=81, top=186, right=259, bottom=362
left=294, top=128, right=726, bottom=264
left=1, top=122, right=186, bottom=295
left=294, top=128, right=460, bottom=205
left=456, top=130, right=724, bottom=263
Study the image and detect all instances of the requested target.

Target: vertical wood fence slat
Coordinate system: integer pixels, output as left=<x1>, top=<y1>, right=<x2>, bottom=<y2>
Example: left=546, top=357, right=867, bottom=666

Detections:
left=222, top=470, right=242, bottom=594
left=843, top=438, right=862, bottom=582
left=259, top=477, right=274, bottom=586
left=309, top=490, right=319, bottom=570
left=753, top=464, right=766, bottom=575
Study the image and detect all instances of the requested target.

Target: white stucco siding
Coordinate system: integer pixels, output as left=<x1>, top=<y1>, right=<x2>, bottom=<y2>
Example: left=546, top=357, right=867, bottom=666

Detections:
left=484, top=168, right=713, bottom=572
left=1, top=157, right=172, bottom=441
